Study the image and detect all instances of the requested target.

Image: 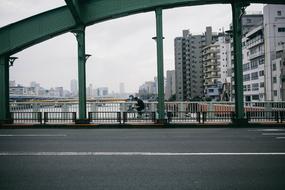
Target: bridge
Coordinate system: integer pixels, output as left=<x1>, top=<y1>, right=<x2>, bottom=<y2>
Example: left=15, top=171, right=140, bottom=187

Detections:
left=1, top=0, right=285, bottom=125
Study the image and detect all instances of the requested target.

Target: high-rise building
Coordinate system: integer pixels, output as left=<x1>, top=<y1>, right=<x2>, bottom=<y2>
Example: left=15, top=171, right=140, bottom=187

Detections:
left=280, top=45, right=285, bottom=101
left=230, top=13, right=264, bottom=101
left=55, top=87, right=64, bottom=97
left=242, top=25, right=265, bottom=101
left=231, top=5, right=285, bottom=101
left=119, top=82, right=125, bottom=94
left=263, top=5, right=285, bottom=101
left=95, top=87, right=108, bottom=97
left=241, top=13, right=264, bottom=35
left=138, top=77, right=158, bottom=100
left=139, top=81, right=156, bottom=95
left=154, top=77, right=158, bottom=94
left=175, top=30, right=204, bottom=101
left=30, top=81, right=41, bottom=96
left=70, top=79, right=78, bottom=97
left=202, top=35, right=231, bottom=100
left=165, top=70, right=176, bottom=100
left=175, top=27, right=219, bottom=101
left=87, top=83, right=93, bottom=98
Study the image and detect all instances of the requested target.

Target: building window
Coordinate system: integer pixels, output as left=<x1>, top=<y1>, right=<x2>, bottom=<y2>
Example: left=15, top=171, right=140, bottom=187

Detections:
left=209, top=89, right=214, bottom=93
left=243, top=74, right=250, bottom=81
left=278, top=28, right=285, bottom=32
left=277, top=10, right=282, bottom=16
left=273, top=64, right=276, bottom=71
left=252, top=83, right=259, bottom=91
left=247, top=85, right=251, bottom=91
left=251, top=72, right=259, bottom=80
left=251, top=60, right=258, bottom=69
left=252, top=95, right=259, bottom=100
left=274, top=90, right=278, bottom=96
left=259, top=70, right=264, bottom=76
left=245, top=96, right=251, bottom=101
left=260, top=82, right=264, bottom=88
left=243, top=63, right=250, bottom=71
left=259, top=58, right=264, bottom=65
left=273, top=77, right=277, bottom=83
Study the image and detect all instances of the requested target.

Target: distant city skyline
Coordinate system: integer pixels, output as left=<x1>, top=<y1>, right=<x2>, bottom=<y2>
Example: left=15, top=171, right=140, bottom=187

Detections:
left=10, top=79, right=134, bottom=98
left=0, top=1, right=265, bottom=92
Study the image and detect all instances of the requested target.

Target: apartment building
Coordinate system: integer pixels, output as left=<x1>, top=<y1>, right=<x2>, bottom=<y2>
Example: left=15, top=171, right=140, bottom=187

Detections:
left=230, top=13, right=264, bottom=101
left=243, top=25, right=266, bottom=101
left=202, top=35, right=231, bottom=100
left=175, top=27, right=217, bottom=101
left=239, top=5, right=285, bottom=101
left=263, top=5, right=285, bottom=101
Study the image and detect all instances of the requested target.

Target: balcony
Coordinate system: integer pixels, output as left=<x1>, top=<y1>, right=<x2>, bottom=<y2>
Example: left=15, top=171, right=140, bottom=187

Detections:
left=204, top=61, right=219, bottom=67
left=205, top=74, right=220, bottom=79
left=249, top=51, right=264, bottom=60
left=246, top=38, right=264, bottom=49
left=203, top=49, right=220, bottom=55
left=202, top=55, right=219, bottom=61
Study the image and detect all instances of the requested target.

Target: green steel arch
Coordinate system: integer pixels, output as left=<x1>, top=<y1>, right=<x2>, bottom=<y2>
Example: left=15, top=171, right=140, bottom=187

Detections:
left=0, top=0, right=284, bottom=56
left=1, top=0, right=285, bottom=124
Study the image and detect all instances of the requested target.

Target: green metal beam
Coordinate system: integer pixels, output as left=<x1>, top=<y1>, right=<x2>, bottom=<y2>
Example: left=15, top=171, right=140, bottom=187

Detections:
left=1, top=0, right=284, bottom=56
left=155, top=8, right=166, bottom=122
left=74, top=27, right=87, bottom=120
left=64, top=0, right=83, bottom=25
left=0, top=7, right=76, bottom=56
left=0, top=55, right=10, bottom=123
left=231, top=2, right=247, bottom=121
left=81, top=0, right=227, bottom=26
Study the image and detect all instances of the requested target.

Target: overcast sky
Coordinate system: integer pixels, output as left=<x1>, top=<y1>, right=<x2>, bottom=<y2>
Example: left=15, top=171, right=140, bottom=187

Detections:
left=0, top=1, right=265, bottom=93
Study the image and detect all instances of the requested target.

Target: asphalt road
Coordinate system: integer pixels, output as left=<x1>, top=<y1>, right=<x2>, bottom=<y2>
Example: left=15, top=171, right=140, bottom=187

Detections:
left=0, top=128, right=285, bottom=190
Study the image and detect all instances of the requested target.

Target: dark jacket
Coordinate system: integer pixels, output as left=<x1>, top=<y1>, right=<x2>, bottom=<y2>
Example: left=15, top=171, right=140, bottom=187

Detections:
left=136, top=98, right=145, bottom=110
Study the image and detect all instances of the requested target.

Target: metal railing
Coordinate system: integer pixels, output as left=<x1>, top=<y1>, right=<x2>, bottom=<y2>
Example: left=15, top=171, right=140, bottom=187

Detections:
left=11, top=112, right=42, bottom=124
left=10, top=101, right=285, bottom=113
left=122, top=112, right=156, bottom=124
left=8, top=101, right=285, bottom=124
left=89, top=112, right=121, bottom=124
left=9, top=110, right=285, bottom=125
left=246, top=111, right=285, bottom=123
left=200, top=111, right=233, bottom=123
left=168, top=112, right=199, bottom=124
left=43, top=112, right=76, bottom=124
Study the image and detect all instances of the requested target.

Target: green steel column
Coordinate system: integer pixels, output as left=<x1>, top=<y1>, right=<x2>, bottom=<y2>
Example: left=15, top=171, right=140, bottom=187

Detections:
left=75, top=27, right=87, bottom=119
left=155, top=8, right=165, bottom=122
left=0, top=55, right=10, bottom=123
left=232, top=2, right=245, bottom=121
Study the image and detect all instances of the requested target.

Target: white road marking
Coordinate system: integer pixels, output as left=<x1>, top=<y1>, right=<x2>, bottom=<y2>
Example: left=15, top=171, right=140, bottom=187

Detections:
left=262, top=133, right=285, bottom=136
left=0, top=152, right=285, bottom=156
left=276, top=137, right=285, bottom=139
left=248, top=129, right=285, bottom=132
left=0, top=134, right=67, bottom=137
